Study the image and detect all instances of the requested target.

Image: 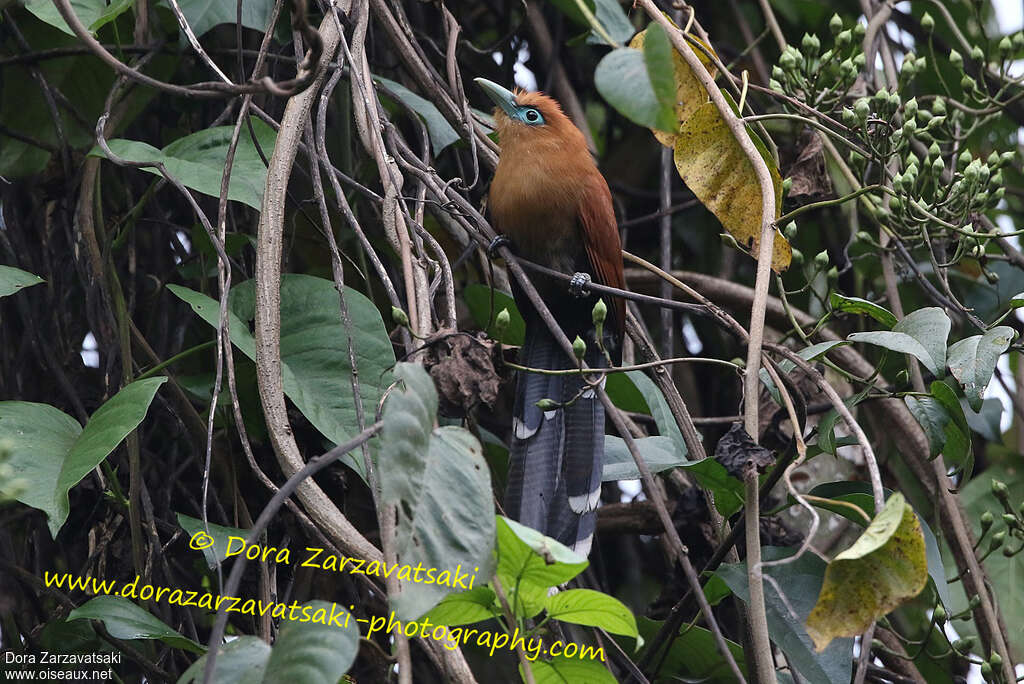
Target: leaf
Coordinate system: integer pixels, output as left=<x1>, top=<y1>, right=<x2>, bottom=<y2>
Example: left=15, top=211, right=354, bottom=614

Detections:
left=94, top=117, right=277, bottom=210
left=963, top=397, right=1003, bottom=443
left=170, top=275, right=395, bottom=448
left=929, top=380, right=973, bottom=480
left=673, top=101, right=790, bottom=272
left=462, top=285, right=525, bottom=346
left=175, top=513, right=249, bottom=570
left=847, top=307, right=951, bottom=377
left=375, top=77, right=460, bottom=155
left=68, top=596, right=203, bottom=653
left=761, top=340, right=848, bottom=404
left=643, top=23, right=677, bottom=116
left=0, top=266, right=44, bottom=298
left=595, top=47, right=676, bottom=133
left=604, top=372, right=651, bottom=414
left=602, top=435, right=687, bottom=481
left=178, top=637, right=271, bottom=684
left=625, top=370, right=685, bottom=453
left=633, top=617, right=746, bottom=683
left=680, top=458, right=745, bottom=517
left=545, top=588, right=638, bottom=638
left=904, top=395, right=950, bottom=459
left=24, top=0, right=105, bottom=36
left=829, top=293, right=898, bottom=328
left=717, top=547, right=852, bottom=684
left=173, top=0, right=277, bottom=38
left=527, top=656, right=617, bottom=684
left=495, top=516, right=588, bottom=610
left=806, top=493, right=929, bottom=651
left=946, top=326, right=1016, bottom=411
left=421, top=587, right=499, bottom=626
left=1010, top=291, right=1024, bottom=308
left=0, top=377, right=166, bottom=536
left=260, top=601, right=359, bottom=684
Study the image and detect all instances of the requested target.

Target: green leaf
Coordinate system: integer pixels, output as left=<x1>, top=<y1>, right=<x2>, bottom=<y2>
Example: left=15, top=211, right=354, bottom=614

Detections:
left=170, top=275, right=395, bottom=448
left=930, top=380, right=972, bottom=480
left=527, top=656, right=617, bottom=684
left=175, top=513, right=249, bottom=570
left=761, top=340, right=848, bottom=403
left=24, top=0, right=105, bottom=36
left=680, top=457, right=744, bottom=516
left=847, top=307, right=951, bottom=377
left=260, top=601, right=359, bottom=683
left=946, top=326, right=1017, bottom=411
left=548, top=0, right=595, bottom=26
left=178, top=637, right=271, bottom=684
left=0, top=377, right=166, bottom=536
left=604, top=372, right=650, bottom=414
left=174, top=0, right=277, bottom=38
left=463, top=285, right=525, bottom=346
left=717, top=547, right=852, bottom=684
left=602, top=435, right=687, bottom=481
left=377, top=364, right=495, bottom=620
left=625, top=370, right=685, bottom=453
left=904, top=395, right=950, bottom=459
left=595, top=47, right=677, bottom=133
left=829, top=293, right=898, bottom=328
left=806, top=493, right=929, bottom=651
left=0, top=265, right=44, bottom=298
left=495, top=516, right=588, bottom=610
left=375, top=77, right=460, bottom=155
left=1010, top=291, right=1024, bottom=308
left=963, top=397, right=1003, bottom=443
left=421, top=587, right=499, bottom=626
left=545, top=588, right=637, bottom=638
left=634, top=617, right=746, bottom=683
left=643, top=23, right=676, bottom=114
left=68, top=596, right=203, bottom=653
left=94, top=117, right=277, bottom=210
left=581, top=0, right=636, bottom=46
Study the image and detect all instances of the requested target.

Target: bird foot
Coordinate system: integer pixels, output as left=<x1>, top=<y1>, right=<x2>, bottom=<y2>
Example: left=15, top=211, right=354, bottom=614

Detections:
left=569, top=272, right=592, bottom=297
left=487, top=235, right=512, bottom=258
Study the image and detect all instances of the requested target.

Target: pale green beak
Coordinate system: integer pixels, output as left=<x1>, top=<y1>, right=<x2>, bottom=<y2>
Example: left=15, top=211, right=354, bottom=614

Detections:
left=474, top=78, right=518, bottom=116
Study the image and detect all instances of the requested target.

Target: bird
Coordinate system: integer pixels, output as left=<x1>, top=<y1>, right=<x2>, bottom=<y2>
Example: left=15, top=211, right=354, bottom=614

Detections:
left=475, top=78, right=625, bottom=556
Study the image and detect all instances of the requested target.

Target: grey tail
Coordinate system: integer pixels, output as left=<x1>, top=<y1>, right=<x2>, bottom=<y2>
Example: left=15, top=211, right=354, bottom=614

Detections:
left=504, top=323, right=605, bottom=556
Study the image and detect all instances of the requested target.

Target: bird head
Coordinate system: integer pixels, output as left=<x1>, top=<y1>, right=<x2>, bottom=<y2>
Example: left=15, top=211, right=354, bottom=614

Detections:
left=474, top=78, right=586, bottom=155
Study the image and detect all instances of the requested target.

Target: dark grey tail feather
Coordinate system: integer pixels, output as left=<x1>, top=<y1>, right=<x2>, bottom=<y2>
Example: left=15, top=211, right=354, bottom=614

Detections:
left=504, top=325, right=605, bottom=555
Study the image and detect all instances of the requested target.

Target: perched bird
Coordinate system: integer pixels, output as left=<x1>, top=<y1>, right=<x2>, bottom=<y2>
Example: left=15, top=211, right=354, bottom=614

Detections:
left=475, top=78, right=625, bottom=556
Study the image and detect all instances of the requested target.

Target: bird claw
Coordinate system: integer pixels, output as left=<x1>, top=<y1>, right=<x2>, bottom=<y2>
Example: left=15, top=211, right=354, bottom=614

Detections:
left=569, top=272, right=592, bottom=297
left=487, top=235, right=511, bottom=258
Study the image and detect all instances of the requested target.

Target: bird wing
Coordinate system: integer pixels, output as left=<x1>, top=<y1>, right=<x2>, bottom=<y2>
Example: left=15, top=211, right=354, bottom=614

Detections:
left=577, top=173, right=626, bottom=334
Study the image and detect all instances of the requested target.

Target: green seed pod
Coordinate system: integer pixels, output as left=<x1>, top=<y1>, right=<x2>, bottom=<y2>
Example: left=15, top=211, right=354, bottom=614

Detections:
left=391, top=306, right=410, bottom=328
left=999, top=36, right=1013, bottom=55
left=927, top=115, right=946, bottom=130
left=1002, top=513, right=1019, bottom=529
left=928, top=142, right=941, bottom=159
left=933, top=604, right=947, bottom=623
left=921, top=12, right=935, bottom=32
left=573, top=335, right=586, bottom=360
left=782, top=177, right=793, bottom=194
left=802, top=33, right=821, bottom=56
left=814, top=250, right=830, bottom=268
left=779, top=50, right=797, bottom=71
left=829, top=14, right=843, bottom=35
left=917, top=109, right=934, bottom=124
left=856, top=230, right=873, bottom=243
left=819, top=49, right=834, bottom=63
left=990, top=170, right=1004, bottom=187
left=890, top=196, right=903, bottom=211
left=592, top=298, right=607, bottom=326
left=980, top=662, right=993, bottom=681
left=840, top=59, right=857, bottom=78
left=854, top=97, right=871, bottom=120
left=981, top=510, right=994, bottom=531
left=1014, top=32, right=1024, bottom=51
left=535, top=398, right=560, bottom=411
left=965, top=159, right=981, bottom=182
left=827, top=266, right=838, bottom=285
left=988, top=150, right=1001, bottom=167
left=976, top=190, right=989, bottom=205
left=978, top=164, right=990, bottom=183
left=842, top=107, right=857, bottom=126
left=1001, top=151, right=1016, bottom=165
left=992, top=186, right=1006, bottom=202
left=853, top=21, right=866, bottom=39
left=772, top=65, right=786, bottom=81
left=970, top=45, right=985, bottom=61
left=953, top=637, right=975, bottom=653
left=494, top=307, right=511, bottom=338
left=950, top=49, right=964, bottom=68
left=991, top=652, right=1003, bottom=668
left=892, top=174, right=905, bottom=192
left=889, top=91, right=902, bottom=110
left=790, top=248, right=804, bottom=266
left=958, top=150, right=973, bottom=169
left=933, top=97, right=947, bottom=115
left=783, top=221, right=798, bottom=240
left=836, top=29, right=852, bottom=48
left=769, top=79, right=784, bottom=92
left=873, top=88, right=890, bottom=106
left=853, top=52, right=866, bottom=68
left=902, top=119, right=917, bottom=136
left=961, top=74, right=977, bottom=91
left=993, top=479, right=1010, bottom=500
left=904, top=96, right=919, bottom=118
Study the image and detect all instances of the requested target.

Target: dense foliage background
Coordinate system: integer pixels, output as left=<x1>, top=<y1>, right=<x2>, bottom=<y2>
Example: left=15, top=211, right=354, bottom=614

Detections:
left=1, top=0, right=1023, bottom=682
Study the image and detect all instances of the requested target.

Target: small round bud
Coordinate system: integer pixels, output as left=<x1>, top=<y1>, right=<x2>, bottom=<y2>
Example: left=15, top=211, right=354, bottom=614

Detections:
left=790, top=248, right=804, bottom=265
left=892, top=174, right=905, bottom=192
left=573, top=335, right=586, bottom=360
left=391, top=306, right=410, bottom=327
left=535, top=398, right=560, bottom=411
left=958, top=150, right=973, bottom=169
left=928, top=142, right=941, bottom=159
left=814, top=250, right=830, bottom=268
left=890, top=196, right=903, bottom=210
left=927, top=114, right=947, bottom=130
left=842, top=107, right=857, bottom=126
left=782, top=177, right=793, bottom=194
left=981, top=510, right=995, bottom=531
left=836, top=29, right=852, bottom=48
left=829, top=14, right=843, bottom=35
left=999, top=36, right=1013, bottom=55
left=950, top=49, right=964, bottom=68
left=902, top=119, right=917, bottom=136
left=1014, top=32, right=1024, bottom=51
left=933, top=604, right=947, bottom=623
left=494, top=307, right=511, bottom=338
left=1001, top=151, right=1016, bottom=165
left=769, top=78, right=784, bottom=92
left=840, top=59, right=857, bottom=78
left=802, top=33, right=821, bottom=56
left=853, top=52, right=866, bottom=68
left=986, top=268, right=1000, bottom=285
left=933, top=97, right=947, bottom=115
left=772, top=65, right=786, bottom=81
left=856, top=230, right=873, bottom=243
left=1002, top=513, right=1019, bottom=529
left=994, top=186, right=1008, bottom=203
left=988, top=151, right=1001, bottom=167
left=592, top=298, right=607, bottom=326
left=953, top=637, right=975, bottom=653
left=980, top=662, right=993, bottom=681
left=784, top=221, right=798, bottom=240
left=978, top=164, right=990, bottom=183
left=779, top=50, right=797, bottom=71
left=976, top=190, right=989, bottom=205
left=961, top=74, right=977, bottom=91
left=905, top=96, right=918, bottom=116
left=990, top=652, right=1003, bottom=668
left=970, top=45, right=985, bottom=61
left=990, top=530, right=1006, bottom=550
left=853, top=22, right=866, bottom=40
left=921, top=12, right=935, bottom=32
left=965, top=160, right=981, bottom=182
left=993, top=479, right=1010, bottom=500
left=889, top=91, right=902, bottom=110
left=854, top=97, right=871, bottom=120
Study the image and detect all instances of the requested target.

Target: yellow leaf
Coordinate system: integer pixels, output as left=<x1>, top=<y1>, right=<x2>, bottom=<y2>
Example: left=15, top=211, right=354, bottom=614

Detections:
left=631, top=26, right=790, bottom=271
left=805, top=493, right=929, bottom=651
left=673, top=102, right=790, bottom=272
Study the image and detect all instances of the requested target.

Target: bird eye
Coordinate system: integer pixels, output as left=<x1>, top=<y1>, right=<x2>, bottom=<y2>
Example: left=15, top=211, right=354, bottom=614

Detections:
left=525, top=109, right=540, bottom=123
